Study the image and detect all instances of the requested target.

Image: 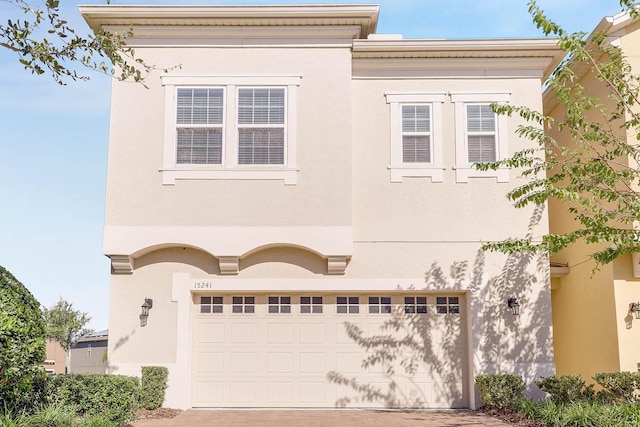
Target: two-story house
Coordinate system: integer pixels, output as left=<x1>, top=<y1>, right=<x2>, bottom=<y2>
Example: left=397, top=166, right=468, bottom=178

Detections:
left=81, top=4, right=563, bottom=410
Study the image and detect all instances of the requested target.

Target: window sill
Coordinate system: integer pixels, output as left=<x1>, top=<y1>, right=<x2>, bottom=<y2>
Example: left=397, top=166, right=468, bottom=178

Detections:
left=388, top=166, right=445, bottom=183
left=161, top=167, right=299, bottom=185
left=454, top=167, right=509, bottom=183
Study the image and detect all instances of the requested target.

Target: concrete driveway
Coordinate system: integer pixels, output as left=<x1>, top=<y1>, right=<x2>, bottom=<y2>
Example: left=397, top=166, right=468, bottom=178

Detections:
left=130, top=409, right=512, bottom=426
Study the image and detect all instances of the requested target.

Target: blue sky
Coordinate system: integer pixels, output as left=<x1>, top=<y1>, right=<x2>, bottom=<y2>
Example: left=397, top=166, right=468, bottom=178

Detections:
left=0, top=0, right=627, bottom=329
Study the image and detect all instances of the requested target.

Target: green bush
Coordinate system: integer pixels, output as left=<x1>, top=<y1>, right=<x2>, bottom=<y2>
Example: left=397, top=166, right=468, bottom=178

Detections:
left=593, top=372, right=640, bottom=404
left=138, top=366, right=169, bottom=410
left=475, top=374, right=526, bottom=409
left=45, top=374, right=139, bottom=425
left=0, top=265, right=47, bottom=413
left=536, top=374, right=595, bottom=404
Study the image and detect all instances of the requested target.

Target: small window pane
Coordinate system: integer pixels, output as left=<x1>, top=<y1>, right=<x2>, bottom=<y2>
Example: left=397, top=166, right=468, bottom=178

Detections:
left=301, top=297, right=310, bottom=305
left=337, top=297, right=347, bottom=305
left=212, top=306, right=223, bottom=314
left=268, top=306, right=278, bottom=314
left=201, top=297, right=211, bottom=305
left=312, top=297, right=322, bottom=305
left=213, top=297, right=223, bottom=305
left=269, top=297, right=278, bottom=304
left=232, top=297, right=242, bottom=305
left=232, top=306, right=242, bottom=313
left=245, top=305, right=255, bottom=314
left=201, top=305, right=211, bottom=314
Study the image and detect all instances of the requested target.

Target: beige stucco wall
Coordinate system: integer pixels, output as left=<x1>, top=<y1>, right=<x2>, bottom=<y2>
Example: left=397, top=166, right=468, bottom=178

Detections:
left=105, top=47, right=353, bottom=228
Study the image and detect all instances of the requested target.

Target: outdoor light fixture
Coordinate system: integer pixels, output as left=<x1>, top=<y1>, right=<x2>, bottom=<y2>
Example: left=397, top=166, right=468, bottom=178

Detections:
left=139, top=297, right=153, bottom=327
left=630, top=302, right=640, bottom=320
left=507, top=297, right=520, bottom=316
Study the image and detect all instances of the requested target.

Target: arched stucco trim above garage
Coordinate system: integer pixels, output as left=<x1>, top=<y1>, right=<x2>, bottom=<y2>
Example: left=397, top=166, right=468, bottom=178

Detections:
left=104, top=226, right=353, bottom=275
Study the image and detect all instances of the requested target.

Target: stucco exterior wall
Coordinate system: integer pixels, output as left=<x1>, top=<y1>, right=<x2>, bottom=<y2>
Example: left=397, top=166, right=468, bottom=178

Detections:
left=105, top=47, right=353, bottom=228
left=545, top=28, right=640, bottom=379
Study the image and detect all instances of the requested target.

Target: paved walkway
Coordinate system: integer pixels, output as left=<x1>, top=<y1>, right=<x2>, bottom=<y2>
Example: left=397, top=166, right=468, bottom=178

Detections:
left=130, top=410, right=512, bottom=427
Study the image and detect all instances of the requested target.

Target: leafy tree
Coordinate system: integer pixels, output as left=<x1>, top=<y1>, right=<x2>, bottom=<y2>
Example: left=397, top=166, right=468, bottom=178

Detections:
left=1, top=0, right=155, bottom=84
left=478, top=0, right=640, bottom=267
left=0, top=265, right=47, bottom=412
left=43, top=297, right=93, bottom=373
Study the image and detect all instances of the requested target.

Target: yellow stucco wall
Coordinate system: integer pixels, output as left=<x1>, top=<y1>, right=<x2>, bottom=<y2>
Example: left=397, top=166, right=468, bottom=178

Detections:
left=547, top=17, right=640, bottom=380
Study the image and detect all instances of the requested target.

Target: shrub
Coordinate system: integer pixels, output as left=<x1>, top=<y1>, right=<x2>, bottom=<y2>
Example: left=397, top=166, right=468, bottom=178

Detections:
left=0, top=265, right=47, bottom=413
left=593, top=372, right=640, bottom=404
left=475, top=374, right=526, bottom=409
left=26, top=404, right=76, bottom=427
left=536, top=374, right=595, bottom=404
left=138, top=366, right=169, bottom=410
left=45, top=374, right=139, bottom=425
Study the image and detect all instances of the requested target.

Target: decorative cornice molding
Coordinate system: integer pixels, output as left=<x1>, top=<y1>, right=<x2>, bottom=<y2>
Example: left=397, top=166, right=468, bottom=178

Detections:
left=110, top=255, right=134, bottom=274
left=80, top=4, right=379, bottom=39
left=101, top=25, right=362, bottom=47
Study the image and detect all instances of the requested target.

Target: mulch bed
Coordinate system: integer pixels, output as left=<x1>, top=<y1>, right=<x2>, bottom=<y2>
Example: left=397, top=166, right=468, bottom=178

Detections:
left=479, top=406, right=545, bottom=427
left=134, top=408, right=183, bottom=420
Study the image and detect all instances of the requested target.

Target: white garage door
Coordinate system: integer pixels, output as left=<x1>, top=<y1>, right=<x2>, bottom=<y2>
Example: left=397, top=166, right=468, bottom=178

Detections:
left=192, top=293, right=467, bottom=408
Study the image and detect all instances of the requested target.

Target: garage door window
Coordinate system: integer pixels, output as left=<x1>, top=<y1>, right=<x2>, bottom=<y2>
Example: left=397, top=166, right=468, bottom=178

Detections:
left=232, top=296, right=255, bottom=314
left=368, top=296, right=392, bottom=314
left=268, top=296, right=292, bottom=314
left=436, top=296, right=460, bottom=314
left=404, top=296, right=427, bottom=314
left=337, top=296, right=360, bottom=314
left=300, top=296, right=323, bottom=314
left=200, top=296, right=223, bottom=314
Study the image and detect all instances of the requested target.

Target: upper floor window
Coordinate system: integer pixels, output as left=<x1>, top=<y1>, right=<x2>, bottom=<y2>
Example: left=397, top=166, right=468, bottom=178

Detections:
left=385, top=93, right=445, bottom=183
left=451, top=92, right=510, bottom=183
left=161, top=75, right=301, bottom=185
left=238, top=88, right=285, bottom=165
left=466, top=104, right=496, bottom=163
left=176, top=88, right=224, bottom=165
left=402, top=105, right=431, bottom=163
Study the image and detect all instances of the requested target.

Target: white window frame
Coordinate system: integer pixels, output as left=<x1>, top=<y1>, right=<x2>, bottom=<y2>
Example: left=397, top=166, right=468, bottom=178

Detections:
left=385, top=93, right=446, bottom=183
left=451, top=92, right=510, bottom=183
left=161, top=75, right=301, bottom=185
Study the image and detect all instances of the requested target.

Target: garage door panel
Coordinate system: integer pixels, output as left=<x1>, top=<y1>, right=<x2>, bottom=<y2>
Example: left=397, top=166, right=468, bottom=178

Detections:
left=267, top=352, right=294, bottom=373
left=229, top=382, right=256, bottom=403
left=229, top=352, right=256, bottom=373
left=299, top=352, right=326, bottom=373
left=197, top=352, right=224, bottom=373
left=266, top=382, right=294, bottom=404
left=299, top=323, right=325, bottom=343
left=299, top=382, right=328, bottom=404
left=335, top=352, right=364, bottom=373
left=198, top=323, right=225, bottom=343
left=231, top=323, right=257, bottom=343
left=267, top=323, right=293, bottom=343
left=193, top=293, right=467, bottom=408
left=195, top=381, right=224, bottom=404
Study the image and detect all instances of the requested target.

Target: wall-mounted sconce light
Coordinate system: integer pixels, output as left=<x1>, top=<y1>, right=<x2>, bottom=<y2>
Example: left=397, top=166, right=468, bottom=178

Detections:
left=507, top=297, right=520, bottom=316
left=629, top=302, right=640, bottom=320
left=140, top=297, right=153, bottom=327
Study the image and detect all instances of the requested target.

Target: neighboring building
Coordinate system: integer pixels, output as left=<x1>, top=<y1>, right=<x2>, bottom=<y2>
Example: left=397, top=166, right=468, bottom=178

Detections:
left=545, top=11, right=640, bottom=382
left=70, top=330, right=109, bottom=374
left=81, top=4, right=563, bottom=410
left=43, top=340, right=66, bottom=375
